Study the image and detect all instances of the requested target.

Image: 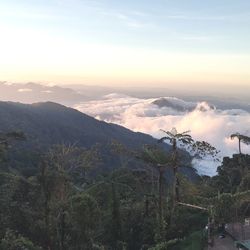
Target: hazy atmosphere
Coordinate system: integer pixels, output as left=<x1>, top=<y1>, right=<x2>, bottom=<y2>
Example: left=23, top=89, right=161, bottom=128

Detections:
left=1, top=81, right=250, bottom=176
left=0, top=1, right=250, bottom=249
left=1, top=0, right=250, bottom=174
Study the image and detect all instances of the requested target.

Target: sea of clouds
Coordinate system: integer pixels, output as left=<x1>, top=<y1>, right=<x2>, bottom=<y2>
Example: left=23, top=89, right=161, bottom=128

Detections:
left=74, top=94, right=250, bottom=176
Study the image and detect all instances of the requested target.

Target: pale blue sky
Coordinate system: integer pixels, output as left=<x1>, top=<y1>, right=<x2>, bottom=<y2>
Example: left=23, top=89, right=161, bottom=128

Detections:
left=0, top=0, right=250, bottom=86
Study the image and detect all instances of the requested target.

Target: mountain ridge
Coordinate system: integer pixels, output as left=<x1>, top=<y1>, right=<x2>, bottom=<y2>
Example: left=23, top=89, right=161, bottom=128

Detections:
left=0, top=101, right=198, bottom=181
left=0, top=101, right=158, bottom=148
left=0, top=82, right=86, bottom=105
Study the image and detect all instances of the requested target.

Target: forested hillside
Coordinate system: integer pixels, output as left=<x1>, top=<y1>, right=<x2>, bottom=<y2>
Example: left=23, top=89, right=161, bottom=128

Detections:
left=0, top=101, right=197, bottom=180
left=0, top=102, right=249, bottom=250
left=0, top=101, right=157, bottom=148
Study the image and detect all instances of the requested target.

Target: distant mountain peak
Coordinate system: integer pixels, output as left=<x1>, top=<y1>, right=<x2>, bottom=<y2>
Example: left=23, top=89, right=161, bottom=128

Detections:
left=0, top=82, right=86, bottom=105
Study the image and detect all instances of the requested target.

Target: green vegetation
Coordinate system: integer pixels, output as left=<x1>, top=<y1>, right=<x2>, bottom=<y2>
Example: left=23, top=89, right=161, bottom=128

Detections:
left=0, top=124, right=249, bottom=249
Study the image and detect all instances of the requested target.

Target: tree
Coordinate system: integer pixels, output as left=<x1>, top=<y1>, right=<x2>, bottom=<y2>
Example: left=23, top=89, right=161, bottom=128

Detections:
left=70, top=193, right=100, bottom=249
left=230, top=132, right=250, bottom=155
left=159, top=128, right=194, bottom=205
left=0, top=229, right=41, bottom=250
left=0, top=131, right=25, bottom=162
left=37, top=144, right=101, bottom=250
left=230, top=133, right=250, bottom=183
left=0, top=131, right=25, bottom=145
left=140, top=145, right=170, bottom=225
left=159, top=128, right=218, bottom=209
left=86, top=168, right=145, bottom=249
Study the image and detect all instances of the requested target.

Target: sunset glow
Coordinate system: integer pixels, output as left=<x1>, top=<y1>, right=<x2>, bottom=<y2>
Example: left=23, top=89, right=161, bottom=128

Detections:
left=0, top=0, right=250, bottom=87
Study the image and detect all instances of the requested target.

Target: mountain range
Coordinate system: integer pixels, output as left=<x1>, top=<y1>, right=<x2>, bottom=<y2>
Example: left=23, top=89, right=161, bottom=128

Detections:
left=1, top=82, right=250, bottom=112
left=0, top=101, right=197, bottom=180
left=0, top=82, right=85, bottom=105
left=0, top=101, right=157, bottom=148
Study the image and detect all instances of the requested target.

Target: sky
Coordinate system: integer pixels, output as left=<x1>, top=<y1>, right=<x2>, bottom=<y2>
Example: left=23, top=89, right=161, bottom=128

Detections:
left=0, top=0, right=250, bottom=88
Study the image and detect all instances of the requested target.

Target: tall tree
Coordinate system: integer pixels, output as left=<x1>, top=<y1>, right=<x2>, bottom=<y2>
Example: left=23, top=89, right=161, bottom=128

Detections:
left=39, top=144, right=100, bottom=250
left=158, top=128, right=194, bottom=205
left=159, top=128, right=218, bottom=207
left=140, top=145, right=170, bottom=224
left=230, top=132, right=250, bottom=155
left=230, top=133, right=250, bottom=187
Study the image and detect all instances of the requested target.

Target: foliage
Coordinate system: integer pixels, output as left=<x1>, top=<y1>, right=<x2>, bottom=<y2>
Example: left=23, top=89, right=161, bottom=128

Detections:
left=69, top=193, right=100, bottom=249
left=0, top=126, right=249, bottom=250
left=213, top=154, right=250, bottom=193
left=0, top=229, right=41, bottom=250
left=0, top=131, right=25, bottom=163
left=170, top=231, right=206, bottom=250
left=148, top=239, right=178, bottom=250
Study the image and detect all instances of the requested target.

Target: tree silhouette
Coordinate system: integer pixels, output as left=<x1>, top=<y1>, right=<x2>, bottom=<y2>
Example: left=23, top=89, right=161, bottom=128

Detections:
left=159, top=128, right=193, bottom=205
left=159, top=128, right=218, bottom=206
left=230, top=133, right=250, bottom=154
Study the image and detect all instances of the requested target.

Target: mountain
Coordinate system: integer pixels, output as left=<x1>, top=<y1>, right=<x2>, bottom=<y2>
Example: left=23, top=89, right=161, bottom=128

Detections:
left=0, top=82, right=86, bottom=105
left=0, top=101, right=151, bottom=175
left=0, top=101, right=198, bottom=180
left=152, top=97, right=216, bottom=113
left=152, top=97, right=196, bottom=112
left=0, top=101, right=158, bottom=148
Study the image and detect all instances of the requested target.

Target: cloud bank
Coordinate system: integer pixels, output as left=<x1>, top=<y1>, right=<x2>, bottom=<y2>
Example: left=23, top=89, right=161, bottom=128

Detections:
left=74, top=94, right=250, bottom=176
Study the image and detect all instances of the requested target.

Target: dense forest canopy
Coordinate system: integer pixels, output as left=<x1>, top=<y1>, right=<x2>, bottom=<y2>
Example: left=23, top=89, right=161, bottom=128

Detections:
left=0, top=101, right=249, bottom=250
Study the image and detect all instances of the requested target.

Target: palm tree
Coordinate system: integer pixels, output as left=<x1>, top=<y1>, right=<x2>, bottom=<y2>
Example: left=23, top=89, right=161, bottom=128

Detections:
left=230, top=133, right=250, bottom=155
left=230, top=133, right=250, bottom=182
left=159, top=128, right=218, bottom=206
left=159, top=128, right=194, bottom=204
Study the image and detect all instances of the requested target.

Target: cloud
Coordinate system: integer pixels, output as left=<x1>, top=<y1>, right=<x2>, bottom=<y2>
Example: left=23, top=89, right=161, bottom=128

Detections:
left=130, top=11, right=148, bottom=17
left=2, top=82, right=13, bottom=86
left=166, top=14, right=228, bottom=21
left=41, top=90, right=53, bottom=94
left=100, top=9, right=151, bottom=29
left=74, top=94, right=250, bottom=176
left=180, top=36, right=215, bottom=41
left=18, top=88, right=33, bottom=92
left=165, top=11, right=250, bottom=22
left=0, top=3, right=65, bottom=22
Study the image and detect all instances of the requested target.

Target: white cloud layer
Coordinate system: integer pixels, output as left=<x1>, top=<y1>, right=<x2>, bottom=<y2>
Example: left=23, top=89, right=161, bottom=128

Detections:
left=74, top=94, right=250, bottom=176
left=18, top=88, right=33, bottom=92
